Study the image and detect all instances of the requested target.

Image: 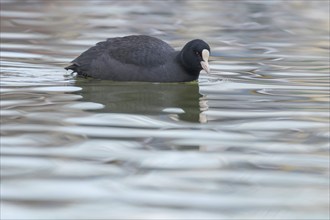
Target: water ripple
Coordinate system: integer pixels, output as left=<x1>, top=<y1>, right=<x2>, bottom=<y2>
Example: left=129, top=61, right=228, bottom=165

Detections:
left=1, top=1, right=329, bottom=219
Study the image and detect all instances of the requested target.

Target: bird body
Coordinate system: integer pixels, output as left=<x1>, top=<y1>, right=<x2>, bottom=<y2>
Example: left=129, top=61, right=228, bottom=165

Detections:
left=66, top=35, right=210, bottom=82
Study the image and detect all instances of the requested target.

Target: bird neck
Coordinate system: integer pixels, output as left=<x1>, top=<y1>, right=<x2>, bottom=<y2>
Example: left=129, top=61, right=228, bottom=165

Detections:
left=176, top=51, right=200, bottom=76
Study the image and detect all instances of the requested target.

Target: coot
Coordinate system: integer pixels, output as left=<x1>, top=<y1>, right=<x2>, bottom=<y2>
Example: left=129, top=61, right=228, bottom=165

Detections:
left=65, top=35, right=210, bottom=82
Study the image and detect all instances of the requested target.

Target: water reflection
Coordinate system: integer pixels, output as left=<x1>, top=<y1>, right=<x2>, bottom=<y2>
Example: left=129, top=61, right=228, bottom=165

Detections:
left=1, top=0, right=329, bottom=220
left=76, top=79, right=202, bottom=122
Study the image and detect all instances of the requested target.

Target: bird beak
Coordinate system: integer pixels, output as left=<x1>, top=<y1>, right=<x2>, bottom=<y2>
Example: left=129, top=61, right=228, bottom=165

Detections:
left=200, top=49, right=210, bottom=73
left=201, top=61, right=210, bottom=73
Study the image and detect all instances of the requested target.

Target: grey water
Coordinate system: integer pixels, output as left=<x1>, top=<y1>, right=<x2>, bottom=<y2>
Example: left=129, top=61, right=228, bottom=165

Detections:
left=1, top=1, right=329, bottom=219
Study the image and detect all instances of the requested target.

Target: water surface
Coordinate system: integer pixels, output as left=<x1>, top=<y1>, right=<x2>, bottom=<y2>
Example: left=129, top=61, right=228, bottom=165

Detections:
left=1, top=1, right=329, bottom=219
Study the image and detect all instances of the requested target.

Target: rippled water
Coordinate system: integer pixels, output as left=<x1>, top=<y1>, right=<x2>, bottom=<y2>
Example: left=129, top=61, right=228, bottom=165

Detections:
left=1, top=1, right=329, bottom=219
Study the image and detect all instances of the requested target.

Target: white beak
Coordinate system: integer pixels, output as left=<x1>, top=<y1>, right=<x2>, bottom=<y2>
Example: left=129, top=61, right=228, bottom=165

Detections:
left=200, top=49, right=210, bottom=73
left=201, top=61, right=210, bottom=73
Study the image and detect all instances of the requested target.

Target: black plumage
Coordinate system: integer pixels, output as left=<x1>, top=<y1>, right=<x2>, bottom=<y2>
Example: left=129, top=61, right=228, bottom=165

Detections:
left=65, top=35, right=210, bottom=82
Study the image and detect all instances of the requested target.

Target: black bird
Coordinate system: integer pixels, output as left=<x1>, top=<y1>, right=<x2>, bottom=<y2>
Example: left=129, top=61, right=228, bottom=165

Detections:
left=65, top=35, right=210, bottom=82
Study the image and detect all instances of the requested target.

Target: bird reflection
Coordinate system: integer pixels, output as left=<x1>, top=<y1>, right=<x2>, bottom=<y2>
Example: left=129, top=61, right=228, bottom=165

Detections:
left=75, top=78, right=202, bottom=122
